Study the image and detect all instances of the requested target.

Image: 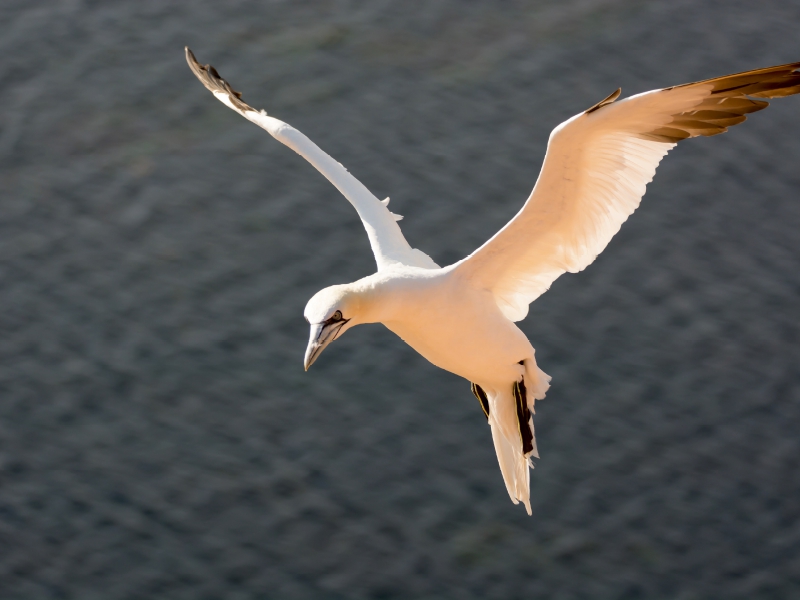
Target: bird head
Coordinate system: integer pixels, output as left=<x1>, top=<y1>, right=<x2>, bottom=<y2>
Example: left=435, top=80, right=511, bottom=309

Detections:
left=303, top=284, right=363, bottom=370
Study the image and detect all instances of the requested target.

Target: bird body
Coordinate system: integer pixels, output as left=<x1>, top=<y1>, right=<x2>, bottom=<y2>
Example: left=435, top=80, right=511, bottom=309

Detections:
left=303, top=264, right=549, bottom=513
left=186, top=48, right=800, bottom=514
left=328, top=265, right=537, bottom=387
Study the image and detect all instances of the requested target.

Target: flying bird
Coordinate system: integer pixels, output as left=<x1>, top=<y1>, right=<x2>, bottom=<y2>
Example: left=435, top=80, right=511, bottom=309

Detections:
left=186, top=47, right=800, bottom=515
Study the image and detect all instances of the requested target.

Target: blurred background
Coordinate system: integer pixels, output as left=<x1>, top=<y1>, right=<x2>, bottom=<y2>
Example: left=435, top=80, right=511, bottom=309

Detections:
left=1, top=1, right=799, bottom=598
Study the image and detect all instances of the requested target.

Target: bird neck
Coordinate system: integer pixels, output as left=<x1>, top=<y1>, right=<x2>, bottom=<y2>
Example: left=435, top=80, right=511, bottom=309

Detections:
left=347, top=272, right=410, bottom=325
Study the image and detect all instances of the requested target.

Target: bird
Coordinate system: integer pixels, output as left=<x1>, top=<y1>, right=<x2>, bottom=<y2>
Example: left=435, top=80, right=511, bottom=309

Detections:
left=186, top=47, right=800, bottom=515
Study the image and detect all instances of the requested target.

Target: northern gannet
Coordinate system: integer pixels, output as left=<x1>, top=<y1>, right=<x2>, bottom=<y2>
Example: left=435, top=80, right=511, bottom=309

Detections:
left=186, top=48, right=800, bottom=514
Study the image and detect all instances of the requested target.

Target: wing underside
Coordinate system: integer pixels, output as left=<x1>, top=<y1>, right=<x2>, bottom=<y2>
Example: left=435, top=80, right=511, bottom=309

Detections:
left=454, top=61, right=800, bottom=321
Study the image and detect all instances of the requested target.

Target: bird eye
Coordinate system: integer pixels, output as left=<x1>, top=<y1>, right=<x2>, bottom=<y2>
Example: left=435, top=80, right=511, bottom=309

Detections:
left=331, top=310, right=342, bottom=321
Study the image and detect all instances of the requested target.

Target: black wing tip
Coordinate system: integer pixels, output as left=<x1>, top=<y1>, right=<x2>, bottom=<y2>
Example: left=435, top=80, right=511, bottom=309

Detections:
left=184, top=46, right=256, bottom=112
left=513, top=380, right=534, bottom=456
left=648, top=60, right=800, bottom=143
left=585, top=88, right=622, bottom=114
left=470, top=382, right=490, bottom=421
left=676, top=60, right=800, bottom=98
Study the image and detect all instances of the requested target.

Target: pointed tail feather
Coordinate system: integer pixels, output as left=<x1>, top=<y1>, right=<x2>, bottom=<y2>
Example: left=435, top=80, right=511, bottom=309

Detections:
left=489, top=417, right=532, bottom=515
left=486, top=384, right=540, bottom=515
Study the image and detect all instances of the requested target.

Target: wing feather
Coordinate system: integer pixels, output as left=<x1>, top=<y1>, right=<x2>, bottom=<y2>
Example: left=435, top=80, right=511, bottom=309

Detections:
left=185, top=48, right=438, bottom=271
left=454, top=61, right=800, bottom=321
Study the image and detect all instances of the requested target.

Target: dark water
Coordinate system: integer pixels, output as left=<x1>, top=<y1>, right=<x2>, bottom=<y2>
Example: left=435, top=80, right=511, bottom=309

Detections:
left=2, top=1, right=800, bottom=598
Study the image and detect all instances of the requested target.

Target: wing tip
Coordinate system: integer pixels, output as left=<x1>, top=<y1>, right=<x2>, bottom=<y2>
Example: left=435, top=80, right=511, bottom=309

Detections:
left=674, top=60, right=800, bottom=96
left=185, top=46, right=257, bottom=113
left=648, top=61, right=800, bottom=142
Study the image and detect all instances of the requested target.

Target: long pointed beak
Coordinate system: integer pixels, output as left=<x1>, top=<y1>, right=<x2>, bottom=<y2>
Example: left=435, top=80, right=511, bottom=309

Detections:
left=304, top=320, right=347, bottom=371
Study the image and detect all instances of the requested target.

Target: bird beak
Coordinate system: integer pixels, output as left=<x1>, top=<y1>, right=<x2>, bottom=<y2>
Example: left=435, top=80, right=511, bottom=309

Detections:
left=304, top=320, right=347, bottom=371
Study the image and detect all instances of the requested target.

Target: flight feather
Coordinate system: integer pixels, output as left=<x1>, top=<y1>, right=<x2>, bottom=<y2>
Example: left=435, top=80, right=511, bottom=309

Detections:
left=454, top=62, right=800, bottom=321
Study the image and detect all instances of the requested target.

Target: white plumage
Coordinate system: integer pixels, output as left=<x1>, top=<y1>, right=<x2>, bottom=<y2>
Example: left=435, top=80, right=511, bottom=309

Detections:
left=187, top=48, right=800, bottom=514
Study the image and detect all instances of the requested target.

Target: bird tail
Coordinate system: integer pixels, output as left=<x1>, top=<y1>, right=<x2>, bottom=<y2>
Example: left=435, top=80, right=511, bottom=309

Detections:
left=489, top=410, right=532, bottom=514
left=473, top=358, right=550, bottom=515
left=486, top=371, right=548, bottom=516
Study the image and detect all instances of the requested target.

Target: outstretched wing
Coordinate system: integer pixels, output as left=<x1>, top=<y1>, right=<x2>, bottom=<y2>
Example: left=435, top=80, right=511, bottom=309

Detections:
left=453, top=61, right=800, bottom=321
left=186, top=47, right=438, bottom=271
